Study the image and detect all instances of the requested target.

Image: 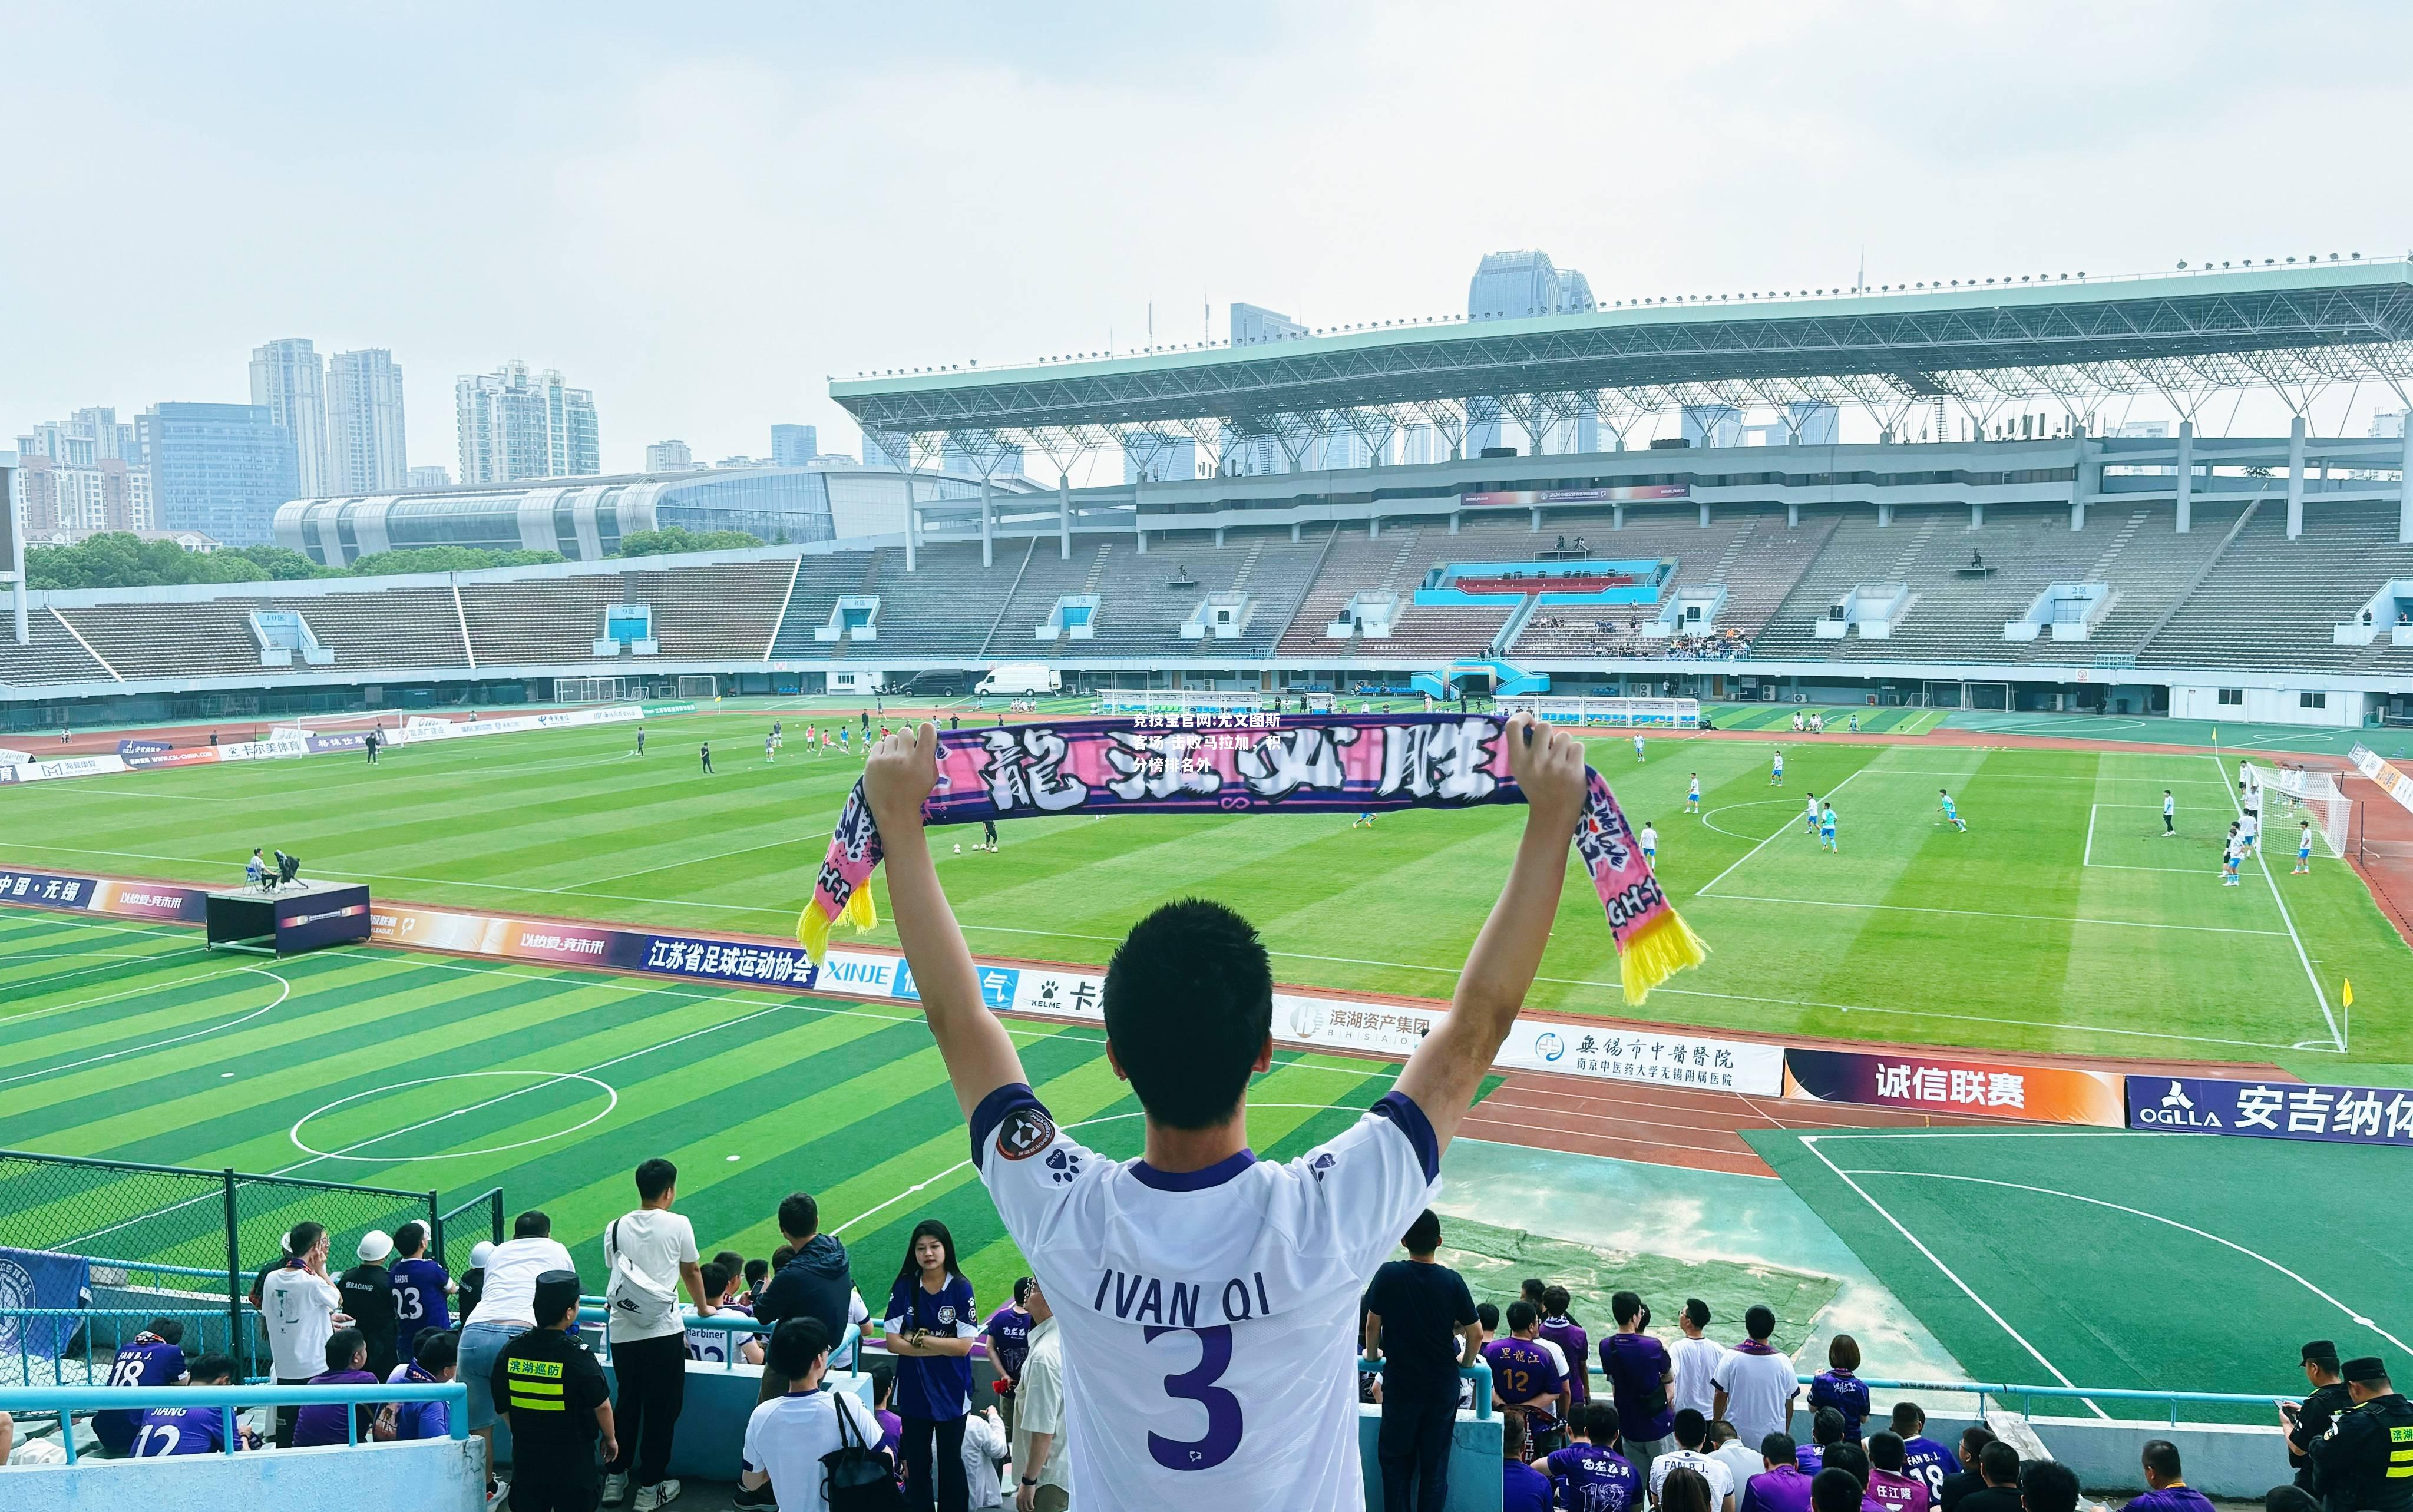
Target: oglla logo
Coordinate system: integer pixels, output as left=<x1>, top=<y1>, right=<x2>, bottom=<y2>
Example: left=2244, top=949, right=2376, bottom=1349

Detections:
left=2134, top=1081, right=2223, bottom=1129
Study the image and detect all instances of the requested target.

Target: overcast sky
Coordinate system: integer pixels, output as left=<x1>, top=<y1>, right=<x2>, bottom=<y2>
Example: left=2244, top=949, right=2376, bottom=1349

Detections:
left=9, top=1, right=2410, bottom=479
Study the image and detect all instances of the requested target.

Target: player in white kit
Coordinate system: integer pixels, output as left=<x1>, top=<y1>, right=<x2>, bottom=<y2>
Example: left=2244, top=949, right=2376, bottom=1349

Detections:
left=862, top=714, right=1588, bottom=1510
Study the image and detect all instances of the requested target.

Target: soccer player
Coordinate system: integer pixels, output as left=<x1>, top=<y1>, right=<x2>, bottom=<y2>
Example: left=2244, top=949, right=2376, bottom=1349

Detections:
left=1803, top=793, right=1820, bottom=836
left=981, top=816, right=999, bottom=852
left=2240, top=807, right=2259, bottom=858
left=94, top=1318, right=189, bottom=1455
left=862, top=713, right=1588, bottom=1507
left=1354, top=812, right=1377, bottom=829
left=2222, top=824, right=2243, bottom=886
left=2162, top=789, right=2174, bottom=836
left=1819, top=803, right=1838, bottom=853
left=772, top=719, right=783, bottom=750
left=1937, top=790, right=1965, bottom=832
left=1641, top=822, right=1659, bottom=868
left=1635, top=733, right=1647, bottom=763
left=2295, top=820, right=2313, bottom=875
left=1771, top=751, right=1784, bottom=787
left=700, top=742, right=713, bottom=775
left=1849, top=713, right=1859, bottom=733
left=766, top=731, right=777, bottom=763
left=636, top=726, right=647, bottom=757
left=1687, top=775, right=1701, bottom=816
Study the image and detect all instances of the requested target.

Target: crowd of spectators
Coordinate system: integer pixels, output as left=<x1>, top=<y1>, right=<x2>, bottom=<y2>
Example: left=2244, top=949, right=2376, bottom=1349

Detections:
left=1523, top=613, right=1753, bottom=660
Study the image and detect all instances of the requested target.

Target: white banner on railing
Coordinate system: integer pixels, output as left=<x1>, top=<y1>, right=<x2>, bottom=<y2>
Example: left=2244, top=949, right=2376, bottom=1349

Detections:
left=1496, top=696, right=1700, bottom=730
left=2349, top=743, right=2413, bottom=818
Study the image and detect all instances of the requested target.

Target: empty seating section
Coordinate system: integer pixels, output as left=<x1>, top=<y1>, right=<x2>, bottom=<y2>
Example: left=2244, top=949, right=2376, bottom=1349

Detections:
left=457, top=562, right=795, bottom=665
left=56, top=600, right=262, bottom=683
left=768, top=551, right=886, bottom=660
left=1803, top=508, right=2121, bottom=665
left=2024, top=504, right=2240, bottom=665
left=269, top=588, right=468, bottom=669
left=2141, top=502, right=2413, bottom=673
left=834, top=545, right=1004, bottom=660
left=0, top=611, right=115, bottom=686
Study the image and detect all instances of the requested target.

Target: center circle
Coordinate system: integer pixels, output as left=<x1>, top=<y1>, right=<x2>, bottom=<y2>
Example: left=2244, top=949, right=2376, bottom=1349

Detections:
left=290, top=1070, right=618, bottom=1162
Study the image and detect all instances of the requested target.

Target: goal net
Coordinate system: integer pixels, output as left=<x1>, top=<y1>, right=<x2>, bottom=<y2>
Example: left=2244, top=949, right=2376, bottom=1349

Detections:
left=676, top=675, right=719, bottom=700
left=288, top=711, right=403, bottom=732
left=2245, top=762, right=2353, bottom=859
left=554, top=676, right=623, bottom=704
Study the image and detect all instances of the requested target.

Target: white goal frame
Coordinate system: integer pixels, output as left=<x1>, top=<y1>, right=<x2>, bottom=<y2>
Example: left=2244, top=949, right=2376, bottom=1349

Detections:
left=2245, top=762, right=2355, bottom=859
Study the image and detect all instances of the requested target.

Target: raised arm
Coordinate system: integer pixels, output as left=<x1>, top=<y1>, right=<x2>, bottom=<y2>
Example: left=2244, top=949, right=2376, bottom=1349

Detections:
left=1392, top=713, right=1586, bottom=1152
left=864, top=722, right=1028, bottom=1117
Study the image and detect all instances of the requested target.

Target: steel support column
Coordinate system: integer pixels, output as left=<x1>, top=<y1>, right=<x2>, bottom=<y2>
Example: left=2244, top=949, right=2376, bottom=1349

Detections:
left=2286, top=415, right=2307, bottom=540
left=1058, top=477, right=1071, bottom=558
left=2174, top=421, right=2194, bottom=534
left=980, top=475, right=993, bottom=567
left=2401, top=418, right=2413, bottom=543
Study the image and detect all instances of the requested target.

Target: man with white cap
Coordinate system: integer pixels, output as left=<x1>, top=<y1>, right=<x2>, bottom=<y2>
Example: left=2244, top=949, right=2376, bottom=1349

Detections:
left=340, top=1230, right=402, bottom=1380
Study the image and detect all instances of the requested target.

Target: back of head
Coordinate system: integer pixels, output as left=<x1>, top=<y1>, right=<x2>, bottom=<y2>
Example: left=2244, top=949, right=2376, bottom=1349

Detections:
left=1503, top=1408, right=1531, bottom=1462
left=1523, top=1279, right=1548, bottom=1307
left=700, top=1262, right=731, bottom=1301
left=1746, top=1303, right=1776, bottom=1341
left=146, top=1317, right=185, bottom=1346
left=1103, top=899, right=1272, bottom=1129
left=1979, top=1440, right=2021, bottom=1486
left=1829, top=1334, right=1862, bottom=1371
left=1589, top=1403, right=1622, bottom=1447
left=771, top=1245, right=796, bottom=1272
left=1812, top=1468, right=1865, bottom=1512
left=1869, top=1432, right=1906, bottom=1473
left=513, top=1209, right=551, bottom=1240
left=1506, top=1300, right=1538, bottom=1334
left=1763, top=1432, right=1799, bottom=1468
left=1827, top=1443, right=1871, bottom=1487
left=2141, top=1440, right=2181, bottom=1484
left=1663, top=1467, right=1716, bottom=1512
left=532, top=1269, right=581, bottom=1325
left=1612, top=1290, right=1645, bottom=1328
left=745, top=1259, right=770, bottom=1292
left=1814, top=1407, right=1846, bottom=1447
left=1710, top=1420, right=1738, bottom=1448
left=416, top=1329, right=460, bottom=1373
left=1684, top=1298, right=1712, bottom=1331
left=868, top=1362, right=895, bottom=1407
left=1542, top=1285, right=1573, bottom=1319
left=768, top=1316, right=831, bottom=1379
left=325, top=1327, right=365, bottom=1373
left=1476, top=1302, right=1500, bottom=1335
left=1403, top=1209, right=1442, bottom=1256
left=778, top=1191, right=819, bottom=1241
left=189, top=1352, right=240, bottom=1385
left=713, top=1249, right=744, bottom=1277
left=1674, top=1408, right=1708, bottom=1450
left=2019, top=1460, right=2080, bottom=1512
left=1962, top=1425, right=1996, bottom=1462
left=1890, top=1402, right=1925, bottom=1437
left=395, top=1221, right=428, bottom=1259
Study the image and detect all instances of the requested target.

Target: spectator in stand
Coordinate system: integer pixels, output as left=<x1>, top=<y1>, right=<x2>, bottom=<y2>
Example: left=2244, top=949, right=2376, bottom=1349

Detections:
left=738, top=1318, right=887, bottom=1512
left=752, top=1191, right=857, bottom=1399
left=1799, top=1409, right=1846, bottom=1474
left=1810, top=1336, right=1869, bottom=1443
left=1504, top=1411, right=1556, bottom=1512
left=131, top=1355, right=256, bottom=1457
left=1866, top=1433, right=1932, bottom=1512
left=456, top=1241, right=494, bottom=1325
left=262, top=1222, right=351, bottom=1449
left=1891, top=1404, right=1961, bottom=1506
left=1825, top=1445, right=1882, bottom=1512
left=687, top=1262, right=763, bottom=1367
left=494, top=1271, right=615, bottom=1512
left=2280, top=1341, right=2350, bottom=1493
left=1651, top=1409, right=1738, bottom=1512
left=738, top=1259, right=771, bottom=1310
left=391, top=1222, right=454, bottom=1361
left=292, top=1328, right=381, bottom=1447
left=1366, top=1207, right=1480, bottom=1512
left=601, top=1156, right=715, bottom=1512
left=1604, top=1291, right=1677, bottom=1483
left=1743, top=1434, right=1814, bottom=1512
left=960, top=1405, right=1012, bottom=1508
left=1546, top=1402, right=1641, bottom=1512
left=983, top=1277, right=1034, bottom=1438
left=93, top=1318, right=189, bottom=1455
left=341, top=1230, right=402, bottom=1381
left=1955, top=1440, right=2024, bottom=1512
left=2123, top=1441, right=2214, bottom=1512
left=1488, top=1301, right=1570, bottom=1452
left=1937, top=1427, right=1995, bottom=1512
left=386, top=1329, right=461, bottom=1443
left=461, top=1210, right=576, bottom=1507
left=883, top=1218, right=980, bottom=1512
left=2017, top=1461, right=2080, bottom=1512
left=1664, top=1466, right=1723, bottom=1512
left=1671, top=1300, right=1727, bottom=1420
left=1711, top=1420, right=1766, bottom=1501
left=1009, top=1273, right=1068, bottom=1512
left=1813, top=1468, right=1869, bottom=1512
left=1713, top=1306, right=1797, bottom=1464
left=1542, top=1286, right=1594, bottom=1410
left=871, top=1365, right=905, bottom=1473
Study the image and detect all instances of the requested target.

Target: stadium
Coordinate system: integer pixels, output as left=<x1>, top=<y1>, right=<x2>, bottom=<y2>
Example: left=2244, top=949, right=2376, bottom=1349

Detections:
left=6, top=256, right=2413, bottom=1512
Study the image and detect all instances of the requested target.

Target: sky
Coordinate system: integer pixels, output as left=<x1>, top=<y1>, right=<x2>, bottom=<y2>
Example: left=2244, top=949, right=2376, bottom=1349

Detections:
left=9, top=0, right=2412, bottom=481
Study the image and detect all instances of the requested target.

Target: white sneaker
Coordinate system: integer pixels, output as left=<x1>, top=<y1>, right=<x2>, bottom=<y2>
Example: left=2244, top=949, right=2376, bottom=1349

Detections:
left=486, top=1480, right=510, bottom=1510
left=603, top=1473, right=630, bottom=1506
left=635, top=1481, right=683, bottom=1511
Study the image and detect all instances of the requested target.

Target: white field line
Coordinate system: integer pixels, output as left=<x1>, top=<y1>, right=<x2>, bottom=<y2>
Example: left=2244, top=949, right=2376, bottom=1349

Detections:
left=2213, top=756, right=2343, bottom=1051
left=1695, top=767, right=1866, bottom=897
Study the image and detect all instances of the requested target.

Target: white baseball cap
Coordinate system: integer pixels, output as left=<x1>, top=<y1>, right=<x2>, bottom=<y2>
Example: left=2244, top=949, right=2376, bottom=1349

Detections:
left=356, top=1230, right=394, bottom=1263
left=470, top=1241, right=495, bottom=1269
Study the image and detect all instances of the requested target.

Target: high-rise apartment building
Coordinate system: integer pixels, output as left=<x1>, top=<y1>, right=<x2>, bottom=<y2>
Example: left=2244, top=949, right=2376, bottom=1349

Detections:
left=645, top=439, right=696, bottom=472
left=405, top=465, right=452, bottom=490
left=250, top=338, right=330, bottom=497
left=1230, top=302, right=1308, bottom=345
left=770, top=424, right=818, bottom=466
left=455, top=360, right=599, bottom=483
left=140, top=402, right=298, bottom=547
left=15, top=409, right=154, bottom=534
left=325, top=348, right=409, bottom=493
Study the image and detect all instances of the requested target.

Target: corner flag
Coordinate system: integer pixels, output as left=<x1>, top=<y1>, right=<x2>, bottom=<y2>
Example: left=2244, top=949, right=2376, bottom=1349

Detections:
left=2342, top=979, right=2354, bottom=1009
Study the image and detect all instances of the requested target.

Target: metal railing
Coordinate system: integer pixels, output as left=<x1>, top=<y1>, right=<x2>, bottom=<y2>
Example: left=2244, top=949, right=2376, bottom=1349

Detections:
left=1358, top=1357, right=1498, bottom=1420
left=570, top=1305, right=858, bottom=1374
left=433, top=1187, right=505, bottom=1273
left=1, top=1306, right=265, bottom=1388
left=1561, top=1368, right=2288, bottom=1426
left=0, top=1381, right=470, bottom=1462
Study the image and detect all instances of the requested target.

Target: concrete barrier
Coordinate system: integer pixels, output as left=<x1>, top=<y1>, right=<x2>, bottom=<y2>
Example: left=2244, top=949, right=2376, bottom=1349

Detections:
left=0, top=1438, right=484, bottom=1512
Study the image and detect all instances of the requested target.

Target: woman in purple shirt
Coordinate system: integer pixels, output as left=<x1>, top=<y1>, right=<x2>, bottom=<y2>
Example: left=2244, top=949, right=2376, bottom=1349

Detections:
left=1810, top=1336, right=1870, bottom=1442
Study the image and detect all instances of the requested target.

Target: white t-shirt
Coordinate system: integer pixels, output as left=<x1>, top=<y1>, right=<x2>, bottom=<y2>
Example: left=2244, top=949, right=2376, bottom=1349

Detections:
left=1669, top=1334, right=1727, bottom=1418
left=1710, top=1345, right=1797, bottom=1451
left=1711, top=1441, right=1765, bottom=1501
left=1651, top=1445, right=1736, bottom=1509
left=465, top=1236, right=576, bottom=1326
left=960, top=1410, right=1011, bottom=1509
left=261, top=1265, right=342, bottom=1381
left=604, top=1209, right=699, bottom=1342
left=973, top=1082, right=1439, bottom=1510
left=742, top=1387, right=885, bottom=1512
left=1641, top=826, right=1659, bottom=853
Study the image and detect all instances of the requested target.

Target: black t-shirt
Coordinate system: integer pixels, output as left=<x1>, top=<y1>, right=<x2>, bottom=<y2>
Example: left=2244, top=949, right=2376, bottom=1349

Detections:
left=1956, top=1484, right=2022, bottom=1512
left=1364, top=1259, right=1477, bottom=1395
left=492, top=1328, right=610, bottom=1450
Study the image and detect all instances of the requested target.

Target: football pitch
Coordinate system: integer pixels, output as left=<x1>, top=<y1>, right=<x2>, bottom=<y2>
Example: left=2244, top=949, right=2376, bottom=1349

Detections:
left=0, top=699, right=2402, bottom=1064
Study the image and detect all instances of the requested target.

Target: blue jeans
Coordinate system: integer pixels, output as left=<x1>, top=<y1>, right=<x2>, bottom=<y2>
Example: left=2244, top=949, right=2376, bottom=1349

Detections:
left=459, top=1319, right=527, bottom=1431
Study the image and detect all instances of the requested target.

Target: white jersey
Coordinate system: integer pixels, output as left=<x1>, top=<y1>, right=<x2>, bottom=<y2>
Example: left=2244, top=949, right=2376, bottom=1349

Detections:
left=972, top=1083, right=1439, bottom=1509
left=2164, top=795, right=2175, bottom=818
left=1688, top=780, right=1701, bottom=800
left=1640, top=826, right=1658, bottom=853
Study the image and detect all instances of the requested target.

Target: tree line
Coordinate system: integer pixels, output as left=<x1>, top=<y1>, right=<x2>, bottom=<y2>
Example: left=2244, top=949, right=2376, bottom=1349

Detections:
left=23, top=527, right=769, bottom=590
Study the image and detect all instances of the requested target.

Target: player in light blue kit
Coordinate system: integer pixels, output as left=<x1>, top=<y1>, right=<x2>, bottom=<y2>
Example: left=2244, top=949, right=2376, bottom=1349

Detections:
left=1770, top=750, right=1784, bottom=786
left=1820, top=802, right=1839, bottom=852
left=1634, top=733, right=1647, bottom=763
left=1938, top=789, right=1966, bottom=832
left=1686, top=773, right=1701, bottom=816
left=2295, top=820, right=2313, bottom=875
left=1641, top=822, right=1658, bottom=866
left=1804, top=792, right=1822, bottom=835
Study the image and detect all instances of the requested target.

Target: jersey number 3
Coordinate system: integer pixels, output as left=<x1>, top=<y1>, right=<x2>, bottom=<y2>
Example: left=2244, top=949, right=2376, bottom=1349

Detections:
left=1144, top=1324, right=1242, bottom=1472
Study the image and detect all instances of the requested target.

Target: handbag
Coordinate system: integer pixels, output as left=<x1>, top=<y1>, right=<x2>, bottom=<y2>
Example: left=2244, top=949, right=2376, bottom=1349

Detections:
left=822, top=1392, right=907, bottom=1511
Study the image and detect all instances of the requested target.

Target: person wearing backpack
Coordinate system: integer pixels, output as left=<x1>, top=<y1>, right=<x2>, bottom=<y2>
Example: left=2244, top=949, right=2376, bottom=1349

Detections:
left=603, top=1158, right=717, bottom=1510
left=741, top=1316, right=901, bottom=1512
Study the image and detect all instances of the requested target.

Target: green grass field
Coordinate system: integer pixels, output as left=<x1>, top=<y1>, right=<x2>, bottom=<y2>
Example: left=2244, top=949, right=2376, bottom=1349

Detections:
left=1747, top=1125, right=2413, bottom=1417
left=1, top=701, right=2402, bottom=1063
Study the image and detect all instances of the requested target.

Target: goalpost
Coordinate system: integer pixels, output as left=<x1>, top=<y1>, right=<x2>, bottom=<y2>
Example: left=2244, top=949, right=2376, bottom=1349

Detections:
left=554, top=676, right=623, bottom=705
left=2246, top=762, right=2355, bottom=859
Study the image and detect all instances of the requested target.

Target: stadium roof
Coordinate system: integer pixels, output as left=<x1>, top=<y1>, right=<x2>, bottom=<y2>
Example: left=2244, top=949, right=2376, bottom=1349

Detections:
left=833, top=260, right=2413, bottom=458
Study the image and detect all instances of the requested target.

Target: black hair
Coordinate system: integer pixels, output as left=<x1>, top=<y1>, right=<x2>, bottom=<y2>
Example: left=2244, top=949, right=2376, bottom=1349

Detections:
left=1891, top=1401, right=1925, bottom=1434
left=1869, top=1432, right=1907, bottom=1472
left=1962, top=1425, right=1997, bottom=1460
left=1102, top=899, right=1272, bottom=1129
left=635, top=1159, right=677, bottom=1203
left=1979, top=1440, right=2021, bottom=1485
left=1542, top=1285, right=1575, bottom=1323
left=1476, top=1302, right=1500, bottom=1333
left=1505, top=1300, right=1538, bottom=1334
left=769, top=1316, right=832, bottom=1378
left=713, top=1249, right=744, bottom=1276
left=2142, top=1440, right=2181, bottom=1481
left=1745, top=1303, right=1776, bottom=1340
left=1827, top=1442, right=1871, bottom=1487
left=1012, top=1275, right=1033, bottom=1305
left=1589, top=1403, right=1622, bottom=1446
left=771, top=1245, right=796, bottom=1272
left=1662, top=1467, right=1716, bottom=1512
left=1813, top=1407, right=1846, bottom=1447
left=778, top=1192, right=819, bottom=1240
left=394, top=1221, right=428, bottom=1258
left=1763, top=1432, right=1799, bottom=1465
left=1403, top=1209, right=1443, bottom=1255
left=1812, top=1468, right=1865, bottom=1512
left=1612, top=1290, right=1645, bottom=1327
left=1710, top=1419, right=1738, bottom=1447
left=1673, top=1408, right=1708, bottom=1450
left=1503, top=1407, right=1531, bottom=1462
left=415, top=1330, right=460, bottom=1372
left=189, top=1353, right=240, bottom=1385
left=1829, top=1334, right=1862, bottom=1371
left=1522, top=1279, right=1548, bottom=1305
left=287, top=1222, right=326, bottom=1257
left=145, top=1317, right=184, bottom=1345
left=700, top=1261, right=732, bottom=1300
left=325, top=1327, right=366, bottom=1372
left=870, top=1362, right=895, bottom=1408
left=1684, top=1298, right=1711, bottom=1329
left=895, top=1219, right=964, bottom=1288
left=513, top=1210, right=551, bottom=1239
left=2019, top=1460, right=2080, bottom=1512
left=744, top=1259, right=769, bottom=1291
